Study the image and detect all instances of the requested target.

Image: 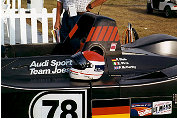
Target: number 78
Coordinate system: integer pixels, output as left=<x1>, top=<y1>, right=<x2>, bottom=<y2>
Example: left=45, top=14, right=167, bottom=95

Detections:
left=42, top=100, right=78, bottom=118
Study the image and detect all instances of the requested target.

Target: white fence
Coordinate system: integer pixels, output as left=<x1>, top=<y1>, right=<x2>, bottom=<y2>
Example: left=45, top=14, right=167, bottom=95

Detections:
left=3, top=0, right=43, bottom=12
left=1, top=8, right=57, bottom=45
left=3, top=0, right=22, bottom=11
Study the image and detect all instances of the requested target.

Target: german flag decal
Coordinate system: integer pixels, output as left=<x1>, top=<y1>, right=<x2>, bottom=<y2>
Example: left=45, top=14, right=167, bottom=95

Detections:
left=92, top=99, right=130, bottom=118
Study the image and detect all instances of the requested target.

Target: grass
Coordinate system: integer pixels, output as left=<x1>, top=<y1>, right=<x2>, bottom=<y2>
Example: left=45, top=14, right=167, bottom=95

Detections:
left=21, top=0, right=177, bottom=43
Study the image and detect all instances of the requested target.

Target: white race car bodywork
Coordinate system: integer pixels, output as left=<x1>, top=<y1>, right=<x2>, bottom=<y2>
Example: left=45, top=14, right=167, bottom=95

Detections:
left=159, top=0, right=177, bottom=11
left=148, top=0, right=177, bottom=11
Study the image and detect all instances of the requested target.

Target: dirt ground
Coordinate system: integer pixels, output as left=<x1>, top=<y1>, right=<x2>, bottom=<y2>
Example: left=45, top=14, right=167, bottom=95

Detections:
left=91, top=0, right=177, bottom=40
left=23, top=0, right=177, bottom=42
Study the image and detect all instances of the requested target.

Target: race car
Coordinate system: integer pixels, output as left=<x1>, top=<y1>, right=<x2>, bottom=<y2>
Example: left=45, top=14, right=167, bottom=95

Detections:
left=1, top=12, right=177, bottom=118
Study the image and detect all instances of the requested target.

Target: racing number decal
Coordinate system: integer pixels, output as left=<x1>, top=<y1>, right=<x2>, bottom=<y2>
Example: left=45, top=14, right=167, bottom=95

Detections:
left=29, top=91, right=87, bottom=118
left=60, top=100, right=78, bottom=118
left=42, top=100, right=59, bottom=118
left=42, top=100, right=78, bottom=118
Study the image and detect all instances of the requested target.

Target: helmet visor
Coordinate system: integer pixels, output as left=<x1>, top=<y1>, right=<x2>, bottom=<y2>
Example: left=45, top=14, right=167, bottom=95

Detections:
left=71, top=52, right=91, bottom=70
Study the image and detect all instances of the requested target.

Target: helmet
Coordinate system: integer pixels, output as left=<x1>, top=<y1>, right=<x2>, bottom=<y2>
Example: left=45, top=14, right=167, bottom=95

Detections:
left=69, top=51, right=105, bottom=80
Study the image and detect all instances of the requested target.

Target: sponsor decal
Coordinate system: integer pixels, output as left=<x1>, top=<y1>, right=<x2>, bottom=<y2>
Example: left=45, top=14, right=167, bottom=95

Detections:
left=112, top=58, right=136, bottom=70
left=153, top=101, right=172, bottom=115
left=114, top=66, right=121, bottom=70
left=29, top=59, right=72, bottom=75
left=112, top=58, right=127, bottom=61
left=131, top=102, right=152, bottom=117
left=112, top=59, right=117, bottom=62
left=113, top=62, right=129, bottom=66
left=92, top=99, right=130, bottom=118
left=113, top=62, right=120, bottom=65
left=110, top=43, right=117, bottom=51
left=29, top=90, right=87, bottom=118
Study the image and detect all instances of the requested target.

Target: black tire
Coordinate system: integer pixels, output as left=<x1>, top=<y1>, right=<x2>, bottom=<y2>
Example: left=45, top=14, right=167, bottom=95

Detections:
left=147, top=3, right=153, bottom=14
left=165, top=6, right=172, bottom=18
left=90, top=47, right=103, bottom=56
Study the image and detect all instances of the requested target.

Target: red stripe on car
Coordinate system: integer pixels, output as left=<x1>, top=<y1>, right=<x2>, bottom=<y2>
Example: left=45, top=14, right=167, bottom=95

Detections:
left=86, top=27, right=95, bottom=42
left=97, top=26, right=108, bottom=41
left=109, top=27, right=118, bottom=41
left=70, top=69, right=102, bottom=76
left=69, top=24, right=78, bottom=39
left=115, top=32, right=119, bottom=41
left=91, top=26, right=102, bottom=41
left=104, top=26, right=114, bottom=41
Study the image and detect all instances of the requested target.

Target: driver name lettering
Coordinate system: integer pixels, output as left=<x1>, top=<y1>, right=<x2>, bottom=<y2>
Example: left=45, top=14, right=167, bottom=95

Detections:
left=112, top=57, right=137, bottom=70
left=29, top=59, right=72, bottom=75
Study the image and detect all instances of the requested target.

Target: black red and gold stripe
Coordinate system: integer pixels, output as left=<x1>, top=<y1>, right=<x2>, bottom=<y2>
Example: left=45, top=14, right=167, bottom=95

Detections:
left=92, top=99, right=130, bottom=118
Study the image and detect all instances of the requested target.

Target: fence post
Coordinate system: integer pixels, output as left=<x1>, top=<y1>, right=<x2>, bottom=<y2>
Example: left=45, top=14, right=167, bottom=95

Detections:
left=52, top=8, right=56, bottom=43
left=7, top=0, right=10, bottom=6
left=1, top=8, right=4, bottom=45
left=18, top=0, right=21, bottom=11
left=12, top=0, right=16, bottom=10
left=42, top=8, right=48, bottom=43
left=31, top=8, right=38, bottom=43
left=1, top=21, right=4, bottom=45
left=9, top=9, right=16, bottom=45
left=20, top=8, right=27, bottom=44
